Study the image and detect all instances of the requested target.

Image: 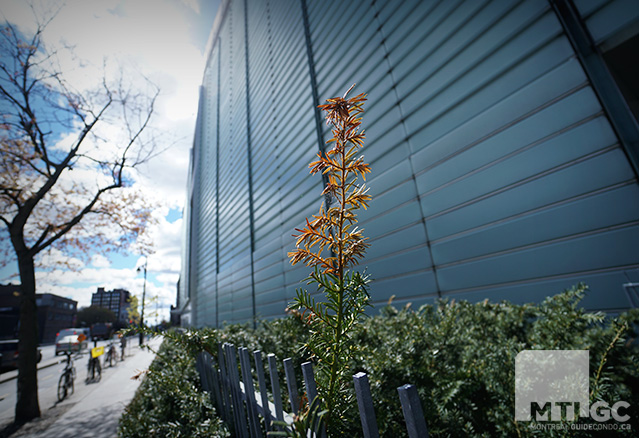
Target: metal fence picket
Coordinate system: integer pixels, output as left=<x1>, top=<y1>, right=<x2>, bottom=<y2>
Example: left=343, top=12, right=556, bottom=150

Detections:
left=200, top=353, right=213, bottom=391
left=205, top=353, right=223, bottom=414
left=268, top=353, right=285, bottom=424
left=254, top=350, right=272, bottom=431
left=301, top=362, right=317, bottom=403
left=222, top=344, right=239, bottom=436
left=283, top=358, right=300, bottom=415
left=225, top=343, right=249, bottom=438
left=397, top=384, right=429, bottom=438
left=239, top=347, right=262, bottom=438
left=199, top=352, right=220, bottom=410
left=217, top=343, right=232, bottom=425
left=353, top=372, right=380, bottom=438
left=195, top=353, right=209, bottom=391
left=302, top=362, right=326, bottom=438
left=196, top=346, right=431, bottom=438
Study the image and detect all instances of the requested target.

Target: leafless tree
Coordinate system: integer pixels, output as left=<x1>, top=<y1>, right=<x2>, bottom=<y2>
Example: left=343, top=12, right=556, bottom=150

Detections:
left=0, top=11, right=159, bottom=423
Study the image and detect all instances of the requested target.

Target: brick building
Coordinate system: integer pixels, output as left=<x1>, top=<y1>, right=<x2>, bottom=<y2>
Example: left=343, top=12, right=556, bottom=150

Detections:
left=0, top=284, right=77, bottom=343
left=91, top=287, right=131, bottom=324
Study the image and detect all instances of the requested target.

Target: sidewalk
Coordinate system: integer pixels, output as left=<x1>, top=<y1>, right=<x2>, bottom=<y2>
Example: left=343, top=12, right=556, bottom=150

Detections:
left=11, top=337, right=161, bottom=438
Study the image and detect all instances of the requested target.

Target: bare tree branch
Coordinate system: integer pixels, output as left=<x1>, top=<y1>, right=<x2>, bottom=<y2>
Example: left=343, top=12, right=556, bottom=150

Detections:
left=1, top=13, right=160, bottom=258
left=0, top=4, right=161, bottom=423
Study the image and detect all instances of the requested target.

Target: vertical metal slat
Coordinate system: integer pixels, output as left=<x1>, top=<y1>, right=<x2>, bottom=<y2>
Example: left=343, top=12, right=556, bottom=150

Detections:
left=283, top=358, right=300, bottom=415
left=397, top=384, right=429, bottom=438
left=354, top=372, right=380, bottom=438
left=268, top=353, right=285, bottom=424
left=239, top=347, right=261, bottom=437
left=254, top=350, right=273, bottom=431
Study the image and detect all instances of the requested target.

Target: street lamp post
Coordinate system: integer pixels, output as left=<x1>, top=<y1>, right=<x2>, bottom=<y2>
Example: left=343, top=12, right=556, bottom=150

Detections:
left=137, top=258, right=147, bottom=346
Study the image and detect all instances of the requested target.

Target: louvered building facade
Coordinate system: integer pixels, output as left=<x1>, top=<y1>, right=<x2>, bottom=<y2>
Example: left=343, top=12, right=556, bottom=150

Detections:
left=178, top=0, right=639, bottom=327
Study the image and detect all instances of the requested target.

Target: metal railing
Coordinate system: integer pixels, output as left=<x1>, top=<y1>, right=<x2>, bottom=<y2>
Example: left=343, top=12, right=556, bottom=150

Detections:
left=196, top=343, right=429, bottom=438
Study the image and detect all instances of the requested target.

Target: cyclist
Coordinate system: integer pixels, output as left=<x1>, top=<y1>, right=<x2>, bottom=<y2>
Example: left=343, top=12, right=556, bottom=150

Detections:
left=105, top=340, right=117, bottom=367
left=86, top=343, right=103, bottom=383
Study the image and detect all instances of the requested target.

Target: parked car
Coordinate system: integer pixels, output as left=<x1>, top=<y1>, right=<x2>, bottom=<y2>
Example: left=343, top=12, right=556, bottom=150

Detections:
left=0, top=340, right=42, bottom=370
left=90, top=322, right=113, bottom=340
left=55, top=328, right=89, bottom=355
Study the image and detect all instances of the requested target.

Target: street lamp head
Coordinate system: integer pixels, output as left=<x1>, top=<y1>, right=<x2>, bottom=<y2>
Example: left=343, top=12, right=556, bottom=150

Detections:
left=136, top=257, right=148, bottom=274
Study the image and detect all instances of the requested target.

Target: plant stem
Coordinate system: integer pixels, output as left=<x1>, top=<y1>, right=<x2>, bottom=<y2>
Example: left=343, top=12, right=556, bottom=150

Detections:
left=590, top=321, right=627, bottom=399
left=328, top=117, right=348, bottom=416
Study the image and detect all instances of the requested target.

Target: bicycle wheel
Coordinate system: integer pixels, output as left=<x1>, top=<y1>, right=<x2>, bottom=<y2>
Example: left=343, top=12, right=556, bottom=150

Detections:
left=88, top=359, right=95, bottom=382
left=95, top=360, right=102, bottom=381
left=110, top=350, right=116, bottom=367
left=57, top=373, right=67, bottom=401
left=69, top=371, right=74, bottom=395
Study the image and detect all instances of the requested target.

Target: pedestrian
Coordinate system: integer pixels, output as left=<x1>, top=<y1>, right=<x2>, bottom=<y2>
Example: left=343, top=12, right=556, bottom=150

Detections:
left=119, top=333, right=127, bottom=360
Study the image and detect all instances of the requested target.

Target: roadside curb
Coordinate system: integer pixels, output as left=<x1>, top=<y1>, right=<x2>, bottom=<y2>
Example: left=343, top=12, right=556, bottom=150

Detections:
left=0, top=359, right=65, bottom=385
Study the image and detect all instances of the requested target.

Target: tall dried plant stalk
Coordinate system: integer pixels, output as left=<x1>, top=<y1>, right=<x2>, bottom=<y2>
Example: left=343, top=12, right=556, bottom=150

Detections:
left=288, top=84, right=371, bottom=434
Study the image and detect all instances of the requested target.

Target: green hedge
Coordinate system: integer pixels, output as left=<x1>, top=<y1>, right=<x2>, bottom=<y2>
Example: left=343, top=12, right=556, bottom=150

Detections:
left=129, top=285, right=639, bottom=437
left=352, top=285, right=639, bottom=437
left=118, top=337, right=228, bottom=437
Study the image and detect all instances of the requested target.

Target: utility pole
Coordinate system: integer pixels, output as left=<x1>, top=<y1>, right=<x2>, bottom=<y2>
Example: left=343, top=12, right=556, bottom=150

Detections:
left=137, top=258, right=147, bottom=346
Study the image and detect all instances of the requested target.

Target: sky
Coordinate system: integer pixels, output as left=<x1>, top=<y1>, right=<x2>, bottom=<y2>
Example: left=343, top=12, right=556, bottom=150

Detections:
left=0, top=0, right=220, bottom=325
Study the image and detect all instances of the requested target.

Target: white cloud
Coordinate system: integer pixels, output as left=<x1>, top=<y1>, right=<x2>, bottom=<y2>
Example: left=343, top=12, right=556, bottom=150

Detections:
left=39, top=284, right=97, bottom=309
left=148, top=218, right=183, bottom=265
left=37, top=247, right=85, bottom=271
left=90, top=254, right=111, bottom=268
left=36, top=267, right=136, bottom=307
left=135, top=136, right=193, bottom=209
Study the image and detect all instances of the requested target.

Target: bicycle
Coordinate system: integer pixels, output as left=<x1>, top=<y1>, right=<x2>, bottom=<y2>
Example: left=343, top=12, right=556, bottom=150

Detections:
left=105, top=341, right=117, bottom=367
left=57, top=352, right=76, bottom=402
left=86, top=346, right=102, bottom=383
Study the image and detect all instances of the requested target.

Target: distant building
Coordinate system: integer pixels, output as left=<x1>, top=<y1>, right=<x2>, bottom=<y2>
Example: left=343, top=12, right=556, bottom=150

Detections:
left=0, top=284, right=77, bottom=344
left=91, top=287, right=131, bottom=324
left=0, top=284, right=21, bottom=339
left=36, top=294, right=77, bottom=344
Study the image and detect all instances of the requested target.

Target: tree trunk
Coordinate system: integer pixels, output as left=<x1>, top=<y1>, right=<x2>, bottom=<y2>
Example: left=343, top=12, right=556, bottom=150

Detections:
left=14, top=252, right=40, bottom=424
